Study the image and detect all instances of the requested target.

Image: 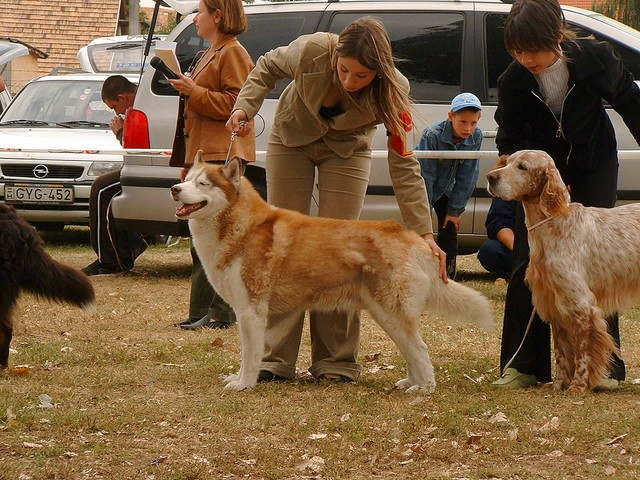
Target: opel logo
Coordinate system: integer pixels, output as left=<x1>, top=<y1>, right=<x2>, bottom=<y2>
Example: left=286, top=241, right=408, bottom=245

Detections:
left=33, top=164, right=49, bottom=179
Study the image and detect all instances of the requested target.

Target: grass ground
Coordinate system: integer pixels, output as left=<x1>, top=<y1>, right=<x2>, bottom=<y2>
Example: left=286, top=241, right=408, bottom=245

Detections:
left=1, top=227, right=639, bottom=479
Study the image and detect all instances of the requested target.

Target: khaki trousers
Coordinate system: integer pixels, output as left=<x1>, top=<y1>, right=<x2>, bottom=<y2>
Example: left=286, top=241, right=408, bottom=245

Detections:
left=260, top=130, right=372, bottom=380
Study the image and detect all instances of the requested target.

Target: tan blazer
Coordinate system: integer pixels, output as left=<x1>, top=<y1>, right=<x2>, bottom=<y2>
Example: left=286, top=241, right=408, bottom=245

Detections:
left=171, top=35, right=255, bottom=166
left=233, top=32, right=432, bottom=235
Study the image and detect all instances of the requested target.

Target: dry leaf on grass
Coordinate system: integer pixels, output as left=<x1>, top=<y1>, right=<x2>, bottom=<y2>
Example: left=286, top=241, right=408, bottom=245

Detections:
left=604, top=433, right=627, bottom=446
left=538, top=416, right=560, bottom=433
left=366, top=364, right=395, bottom=374
left=6, top=407, right=19, bottom=428
left=23, top=442, right=44, bottom=449
left=295, top=455, right=325, bottom=473
left=547, top=450, right=564, bottom=457
left=364, top=353, right=381, bottom=362
left=488, top=412, right=508, bottom=423
left=37, top=394, right=54, bottom=409
left=12, top=365, right=31, bottom=376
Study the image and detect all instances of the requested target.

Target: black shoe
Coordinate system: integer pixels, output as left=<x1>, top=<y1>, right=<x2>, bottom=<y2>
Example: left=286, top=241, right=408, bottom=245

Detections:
left=81, top=260, right=122, bottom=276
left=258, top=370, right=288, bottom=383
left=180, top=315, right=211, bottom=330
left=209, top=321, right=234, bottom=329
left=174, top=318, right=198, bottom=327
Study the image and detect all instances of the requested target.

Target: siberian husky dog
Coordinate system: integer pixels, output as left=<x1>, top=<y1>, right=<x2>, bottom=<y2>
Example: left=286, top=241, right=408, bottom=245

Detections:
left=171, top=153, right=493, bottom=392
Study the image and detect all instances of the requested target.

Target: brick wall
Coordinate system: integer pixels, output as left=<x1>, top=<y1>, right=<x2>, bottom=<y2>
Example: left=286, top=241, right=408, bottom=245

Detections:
left=0, top=0, right=121, bottom=92
left=561, top=0, right=604, bottom=10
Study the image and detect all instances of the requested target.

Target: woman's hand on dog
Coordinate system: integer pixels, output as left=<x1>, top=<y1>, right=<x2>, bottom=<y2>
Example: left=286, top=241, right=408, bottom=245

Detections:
left=423, top=233, right=448, bottom=283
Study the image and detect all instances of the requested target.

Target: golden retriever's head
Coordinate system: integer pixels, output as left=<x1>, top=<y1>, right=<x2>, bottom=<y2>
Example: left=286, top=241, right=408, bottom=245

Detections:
left=486, top=150, right=570, bottom=217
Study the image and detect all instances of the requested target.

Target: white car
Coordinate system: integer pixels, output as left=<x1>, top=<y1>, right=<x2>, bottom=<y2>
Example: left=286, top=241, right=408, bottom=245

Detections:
left=0, top=73, right=137, bottom=230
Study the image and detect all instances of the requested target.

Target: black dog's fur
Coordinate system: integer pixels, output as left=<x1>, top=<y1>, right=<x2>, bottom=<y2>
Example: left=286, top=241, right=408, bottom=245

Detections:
left=0, top=203, right=95, bottom=368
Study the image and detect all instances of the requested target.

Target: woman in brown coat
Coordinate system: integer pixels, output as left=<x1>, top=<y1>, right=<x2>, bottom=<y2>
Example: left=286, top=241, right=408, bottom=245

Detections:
left=169, top=0, right=255, bottom=329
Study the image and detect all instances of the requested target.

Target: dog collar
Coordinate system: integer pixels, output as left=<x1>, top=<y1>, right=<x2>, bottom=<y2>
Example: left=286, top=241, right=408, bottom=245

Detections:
left=527, top=215, right=558, bottom=232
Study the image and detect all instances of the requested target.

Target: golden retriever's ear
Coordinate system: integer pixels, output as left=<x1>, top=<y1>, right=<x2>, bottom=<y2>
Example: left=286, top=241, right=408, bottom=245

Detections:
left=493, top=155, right=508, bottom=169
left=540, top=165, right=570, bottom=217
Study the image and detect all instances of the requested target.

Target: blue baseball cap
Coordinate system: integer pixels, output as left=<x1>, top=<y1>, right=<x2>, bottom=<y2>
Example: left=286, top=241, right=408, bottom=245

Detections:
left=451, top=92, right=482, bottom=112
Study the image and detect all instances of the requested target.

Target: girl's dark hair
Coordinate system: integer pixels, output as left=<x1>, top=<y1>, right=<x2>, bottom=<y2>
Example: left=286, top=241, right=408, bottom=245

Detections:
left=504, top=0, right=577, bottom=57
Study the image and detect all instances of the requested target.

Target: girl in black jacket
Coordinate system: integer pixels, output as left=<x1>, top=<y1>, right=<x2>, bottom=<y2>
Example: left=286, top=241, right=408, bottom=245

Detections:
left=493, top=0, right=640, bottom=389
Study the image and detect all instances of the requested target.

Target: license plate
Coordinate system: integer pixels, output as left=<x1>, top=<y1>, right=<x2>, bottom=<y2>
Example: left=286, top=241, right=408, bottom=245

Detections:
left=5, top=184, right=74, bottom=203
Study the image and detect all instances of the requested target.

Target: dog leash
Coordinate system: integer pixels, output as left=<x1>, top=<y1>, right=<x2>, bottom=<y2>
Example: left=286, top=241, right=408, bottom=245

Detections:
left=501, top=215, right=557, bottom=377
left=224, top=120, right=246, bottom=165
left=527, top=215, right=557, bottom=232
left=501, top=307, right=537, bottom=376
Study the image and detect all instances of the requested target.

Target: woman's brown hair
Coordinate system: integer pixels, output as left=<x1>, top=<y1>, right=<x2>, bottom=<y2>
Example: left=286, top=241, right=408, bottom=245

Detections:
left=203, top=0, right=248, bottom=36
left=331, top=16, right=412, bottom=137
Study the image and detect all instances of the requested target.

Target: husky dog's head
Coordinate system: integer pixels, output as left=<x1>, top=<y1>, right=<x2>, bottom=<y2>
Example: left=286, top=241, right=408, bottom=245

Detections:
left=171, top=151, right=243, bottom=220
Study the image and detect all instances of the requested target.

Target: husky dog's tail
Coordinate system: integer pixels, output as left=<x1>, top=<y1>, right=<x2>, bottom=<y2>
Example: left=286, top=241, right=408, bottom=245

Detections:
left=428, top=279, right=494, bottom=331
left=406, top=246, right=493, bottom=332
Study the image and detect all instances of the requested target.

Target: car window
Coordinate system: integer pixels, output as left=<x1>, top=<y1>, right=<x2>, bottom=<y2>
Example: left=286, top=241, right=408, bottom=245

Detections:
left=485, top=13, right=511, bottom=102
left=151, top=11, right=323, bottom=98
left=1, top=80, right=112, bottom=125
left=326, top=12, right=464, bottom=103
left=571, top=27, right=640, bottom=80
left=81, top=37, right=166, bottom=73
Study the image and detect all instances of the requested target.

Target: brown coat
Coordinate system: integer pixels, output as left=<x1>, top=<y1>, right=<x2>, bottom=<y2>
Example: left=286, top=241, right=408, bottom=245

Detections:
left=233, top=32, right=432, bottom=235
left=171, top=35, right=255, bottom=166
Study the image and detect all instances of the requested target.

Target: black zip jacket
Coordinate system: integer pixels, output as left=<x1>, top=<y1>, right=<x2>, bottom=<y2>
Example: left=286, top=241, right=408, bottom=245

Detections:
left=495, top=39, right=640, bottom=184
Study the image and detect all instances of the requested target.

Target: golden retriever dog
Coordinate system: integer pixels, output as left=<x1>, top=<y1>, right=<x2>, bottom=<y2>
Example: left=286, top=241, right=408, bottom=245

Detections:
left=171, top=153, right=493, bottom=392
left=486, top=149, right=638, bottom=394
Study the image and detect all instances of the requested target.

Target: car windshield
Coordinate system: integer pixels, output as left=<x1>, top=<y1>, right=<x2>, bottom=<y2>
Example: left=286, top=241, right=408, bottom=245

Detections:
left=81, top=36, right=166, bottom=73
left=0, top=79, right=113, bottom=127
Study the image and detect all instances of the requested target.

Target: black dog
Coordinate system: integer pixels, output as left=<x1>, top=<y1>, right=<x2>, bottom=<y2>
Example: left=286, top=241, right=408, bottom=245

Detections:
left=0, top=203, right=95, bottom=368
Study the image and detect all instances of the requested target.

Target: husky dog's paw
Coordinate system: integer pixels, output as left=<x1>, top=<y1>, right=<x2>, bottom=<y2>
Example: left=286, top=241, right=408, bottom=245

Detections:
left=405, top=383, right=435, bottom=394
left=223, top=373, right=240, bottom=384
left=224, top=380, right=253, bottom=391
left=395, top=378, right=435, bottom=394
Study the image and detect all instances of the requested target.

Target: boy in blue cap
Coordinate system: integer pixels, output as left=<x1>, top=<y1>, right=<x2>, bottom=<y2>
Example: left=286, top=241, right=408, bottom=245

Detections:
left=417, top=92, right=483, bottom=279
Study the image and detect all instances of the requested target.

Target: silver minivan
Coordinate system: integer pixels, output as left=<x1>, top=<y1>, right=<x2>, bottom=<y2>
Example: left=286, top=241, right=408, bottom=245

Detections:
left=112, top=0, right=640, bottom=252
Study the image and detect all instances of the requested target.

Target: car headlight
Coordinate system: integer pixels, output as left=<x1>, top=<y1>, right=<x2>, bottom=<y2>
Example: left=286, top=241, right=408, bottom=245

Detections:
left=89, top=161, right=122, bottom=176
